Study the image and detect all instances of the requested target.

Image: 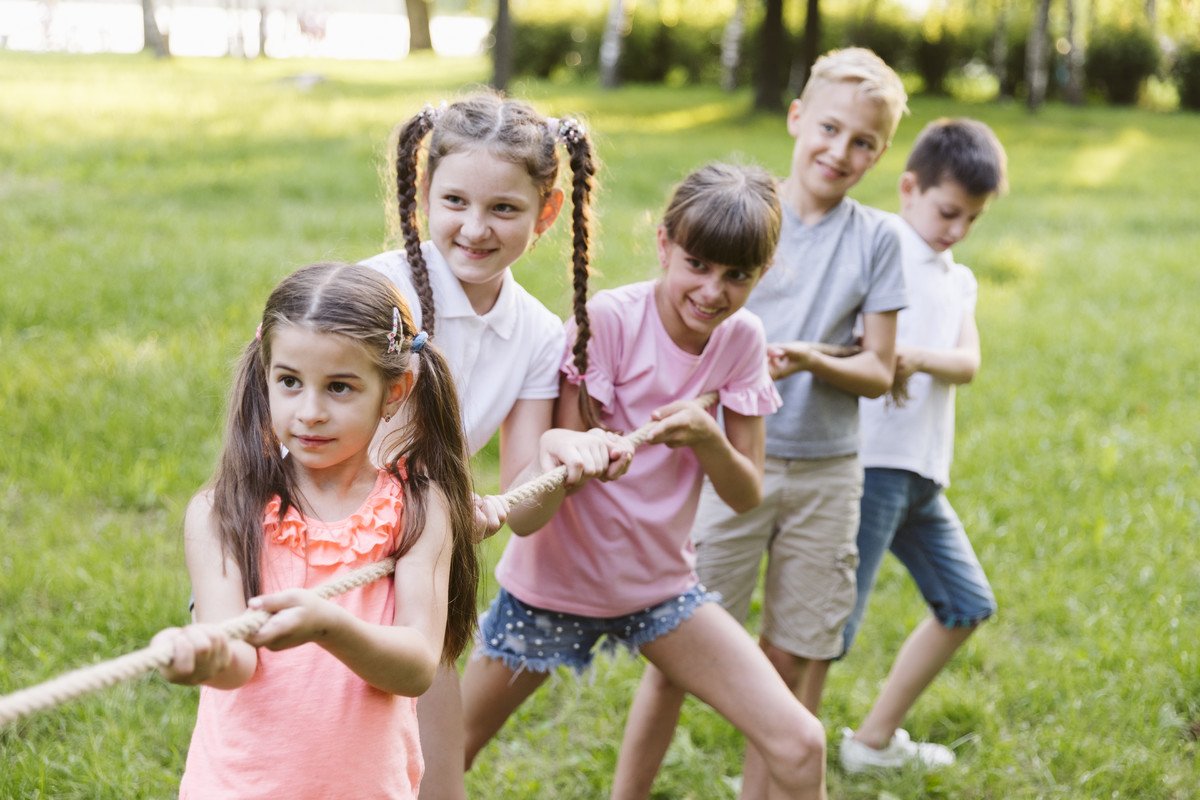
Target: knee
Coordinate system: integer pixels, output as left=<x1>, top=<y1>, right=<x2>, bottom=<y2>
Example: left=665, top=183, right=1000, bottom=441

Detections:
left=761, top=711, right=827, bottom=787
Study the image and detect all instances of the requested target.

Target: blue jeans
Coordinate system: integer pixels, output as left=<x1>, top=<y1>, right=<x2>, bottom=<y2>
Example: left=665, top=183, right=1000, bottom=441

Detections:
left=842, top=468, right=996, bottom=655
left=475, top=585, right=719, bottom=675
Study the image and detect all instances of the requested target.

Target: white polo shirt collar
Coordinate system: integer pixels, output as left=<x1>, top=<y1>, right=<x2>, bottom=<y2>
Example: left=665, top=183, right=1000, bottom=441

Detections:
left=424, top=244, right=519, bottom=340
left=896, top=218, right=953, bottom=272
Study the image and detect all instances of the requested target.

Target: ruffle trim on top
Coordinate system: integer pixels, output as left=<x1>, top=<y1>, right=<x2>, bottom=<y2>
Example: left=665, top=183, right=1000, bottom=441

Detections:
left=263, top=472, right=405, bottom=567
left=719, top=382, right=783, bottom=418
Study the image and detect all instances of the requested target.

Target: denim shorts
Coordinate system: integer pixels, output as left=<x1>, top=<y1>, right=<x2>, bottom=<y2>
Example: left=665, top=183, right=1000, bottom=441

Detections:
left=474, top=585, right=718, bottom=675
left=842, top=467, right=997, bottom=654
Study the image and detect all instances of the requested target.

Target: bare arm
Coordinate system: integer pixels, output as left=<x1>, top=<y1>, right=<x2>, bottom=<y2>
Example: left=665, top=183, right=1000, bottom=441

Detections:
left=768, top=310, right=899, bottom=399
left=247, top=485, right=455, bottom=697
left=501, top=382, right=631, bottom=535
left=895, top=311, right=981, bottom=386
left=155, top=492, right=258, bottom=689
left=645, top=401, right=765, bottom=514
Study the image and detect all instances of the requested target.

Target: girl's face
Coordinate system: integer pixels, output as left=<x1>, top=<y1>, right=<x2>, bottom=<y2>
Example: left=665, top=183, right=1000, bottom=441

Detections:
left=654, top=227, right=764, bottom=355
left=267, top=324, right=404, bottom=476
left=423, top=148, right=563, bottom=316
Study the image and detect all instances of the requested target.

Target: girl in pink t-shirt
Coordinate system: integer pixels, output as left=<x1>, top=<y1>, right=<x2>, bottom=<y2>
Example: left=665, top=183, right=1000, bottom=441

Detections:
left=154, top=263, right=478, bottom=800
left=461, top=164, right=829, bottom=799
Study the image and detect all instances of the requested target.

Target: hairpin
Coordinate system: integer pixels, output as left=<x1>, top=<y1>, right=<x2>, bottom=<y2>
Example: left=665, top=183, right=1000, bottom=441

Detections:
left=255, top=322, right=263, bottom=342
left=557, top=118, right=586, bottom=145
left=387, top=307, right=402, bottom=354
left=418, top=102, right=444, bottom=126
left=410, top=330, right=428, bottom=354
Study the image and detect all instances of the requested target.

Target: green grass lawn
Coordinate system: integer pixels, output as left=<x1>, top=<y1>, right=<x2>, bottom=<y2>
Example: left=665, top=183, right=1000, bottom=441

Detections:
left=2, top=51, right=1199, bottom=798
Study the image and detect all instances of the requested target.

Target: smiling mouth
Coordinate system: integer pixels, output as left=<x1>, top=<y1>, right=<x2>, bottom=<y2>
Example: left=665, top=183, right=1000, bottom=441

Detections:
left=689, top=299, right=724, bottom=319
left=456, top=243, right=496, bottom=257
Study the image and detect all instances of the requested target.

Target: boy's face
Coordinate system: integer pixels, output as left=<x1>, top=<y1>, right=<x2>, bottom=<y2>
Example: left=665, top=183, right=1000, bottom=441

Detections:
left=899, top=173, right=991, bottom=253
left=786, top=81, right=891, bottom=208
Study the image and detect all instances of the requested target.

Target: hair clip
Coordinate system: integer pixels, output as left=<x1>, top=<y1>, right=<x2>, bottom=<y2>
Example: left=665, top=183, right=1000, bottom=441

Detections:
left=255, top=322, right=263, bottom=342
left=387, top=307, right=402, bottom=354
left=557, top=118, right=586, bottom=145
left=418, top=102, right=444, bottom=127
left=410, top=330, right=428, bottom=354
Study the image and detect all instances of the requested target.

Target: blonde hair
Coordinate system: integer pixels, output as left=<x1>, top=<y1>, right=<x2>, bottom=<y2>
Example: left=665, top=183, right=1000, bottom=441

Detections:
left=799, top=47, right=909, bottom=141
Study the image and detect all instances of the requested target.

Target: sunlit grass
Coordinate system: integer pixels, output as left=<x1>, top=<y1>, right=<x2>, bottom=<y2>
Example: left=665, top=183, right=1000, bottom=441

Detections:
left=2, top=50, right=1199, bottom=798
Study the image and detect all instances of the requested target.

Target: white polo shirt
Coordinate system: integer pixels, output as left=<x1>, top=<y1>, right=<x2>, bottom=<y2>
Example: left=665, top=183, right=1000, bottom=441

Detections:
left=361, top=243, right=564, bottom=455
left=859, top=216, right=978, bottom=487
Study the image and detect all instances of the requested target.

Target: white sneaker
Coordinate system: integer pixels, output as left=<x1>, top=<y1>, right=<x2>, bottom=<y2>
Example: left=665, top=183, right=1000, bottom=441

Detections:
left=838, top=727, right=956, bottom=773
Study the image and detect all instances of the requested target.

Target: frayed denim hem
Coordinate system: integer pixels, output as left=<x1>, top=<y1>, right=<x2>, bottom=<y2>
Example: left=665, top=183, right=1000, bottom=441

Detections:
left=621, top=589, right=721, bottom=655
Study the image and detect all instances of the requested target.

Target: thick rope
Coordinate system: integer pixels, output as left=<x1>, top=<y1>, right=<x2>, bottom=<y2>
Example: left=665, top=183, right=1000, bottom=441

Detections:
left=0, top=394, right=718, bottom=729
left=0, top=556, right=399, bottom=729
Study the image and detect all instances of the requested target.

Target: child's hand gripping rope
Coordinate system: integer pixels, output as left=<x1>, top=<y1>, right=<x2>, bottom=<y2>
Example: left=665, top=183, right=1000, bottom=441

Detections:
left=0, top=394, right=716, bottom=729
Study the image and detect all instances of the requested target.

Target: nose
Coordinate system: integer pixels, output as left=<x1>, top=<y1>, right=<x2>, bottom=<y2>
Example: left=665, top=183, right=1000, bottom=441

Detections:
left=461, top=208, right=490, bottom=241
left=696, top=272, right=724, bottom=302
left=828, top=133, right=850, bottom=162
left=297, top=389, right=327, bottom=426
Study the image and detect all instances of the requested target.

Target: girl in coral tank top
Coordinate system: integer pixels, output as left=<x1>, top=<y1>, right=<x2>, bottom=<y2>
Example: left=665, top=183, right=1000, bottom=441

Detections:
left=154, top=262, right=478, bottom=799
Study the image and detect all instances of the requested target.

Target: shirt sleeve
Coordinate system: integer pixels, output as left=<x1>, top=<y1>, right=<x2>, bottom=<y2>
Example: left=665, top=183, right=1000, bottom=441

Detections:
left=560, top=292, right=624, bottom=411
left=958, top=265, right=979, bottom=317
left=862, top=218, right=908, bottom=315
left=716, top=313, right=783, bottom=417
left=517, top=307, right=566, bottom=400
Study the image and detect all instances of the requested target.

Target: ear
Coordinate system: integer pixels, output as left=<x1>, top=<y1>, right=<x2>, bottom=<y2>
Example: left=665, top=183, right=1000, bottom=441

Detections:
left=898, top=171, right=919, bottom=208
left=655, top=225, right=672, bottom=269
left=382, top=371, right=415, bottom=420
left=786, top=98, right=804, bottom=138
left=534, top=187, right=565, bottom=235
left=418, top=177, right=431, bottom=220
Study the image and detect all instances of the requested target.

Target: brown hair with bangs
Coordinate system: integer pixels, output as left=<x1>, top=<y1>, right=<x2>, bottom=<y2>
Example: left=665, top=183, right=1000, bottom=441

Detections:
left=662, top=162, right=782, bottom=271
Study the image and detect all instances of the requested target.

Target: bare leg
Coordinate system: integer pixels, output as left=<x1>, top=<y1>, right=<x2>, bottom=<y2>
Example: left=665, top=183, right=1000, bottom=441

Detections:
left=611, top=664, right=687, bottom=800
left=853, top=616, right=976, bottom=749
left=639, top=605, right=826, bottom=800
left=741, top=640, right=831, bottom=799
left=416, top=664, right=468, bottom=800
left=797, top=657, right=831, bottom=715
left=461, top=655, right=550, bottom=769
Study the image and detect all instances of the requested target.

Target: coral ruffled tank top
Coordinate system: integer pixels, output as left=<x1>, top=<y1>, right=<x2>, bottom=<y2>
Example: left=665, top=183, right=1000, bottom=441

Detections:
left=179, top=470, right=422, bottom=800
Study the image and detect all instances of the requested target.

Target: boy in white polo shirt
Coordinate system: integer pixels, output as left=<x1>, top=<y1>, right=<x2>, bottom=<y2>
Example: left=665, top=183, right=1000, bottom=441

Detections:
left=838, top=117, right=1007, bottom=773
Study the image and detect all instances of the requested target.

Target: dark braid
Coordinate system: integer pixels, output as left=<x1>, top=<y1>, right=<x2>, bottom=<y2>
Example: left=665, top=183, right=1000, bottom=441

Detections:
left=560, top=122, right=600, bottom=429
left=394, top=110, right=438, bottom=337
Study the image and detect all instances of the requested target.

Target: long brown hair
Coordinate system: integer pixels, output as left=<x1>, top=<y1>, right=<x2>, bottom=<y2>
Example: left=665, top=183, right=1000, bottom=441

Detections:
left=209, top=262, right=479, bottom=662
left=390, top=91, right=599, bottom=423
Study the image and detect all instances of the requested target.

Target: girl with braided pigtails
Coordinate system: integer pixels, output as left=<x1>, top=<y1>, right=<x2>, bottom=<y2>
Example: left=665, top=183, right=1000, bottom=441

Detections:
left=360, top=92, right=629, bottom=800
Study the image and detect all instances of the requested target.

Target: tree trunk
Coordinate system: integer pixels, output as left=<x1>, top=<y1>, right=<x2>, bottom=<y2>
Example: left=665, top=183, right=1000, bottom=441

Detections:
left=753, top=0, right=786, bottom=111
left=790, top=0, right=821, bottom=98
left=141, top=0, right=168, bottom=57
left=599, top=0, right=627, bottom=90
left=492, top=0, right=513, bottom=91
left=1064, top=0, right=1084, bottom=104
left=257, top=1, right=268, bottom=58
left=405, top=0, right=433, bottom=52
left=991, top=0, right=1009, bottom=95
left=1025, top=0, right=1051, bottom=111
left=720, top=0, right=747, bottom=92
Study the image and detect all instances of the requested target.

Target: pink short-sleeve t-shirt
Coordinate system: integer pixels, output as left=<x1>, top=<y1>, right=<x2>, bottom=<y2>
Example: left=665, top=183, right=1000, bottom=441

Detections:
left=496, top=281, right=781, bottom=618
